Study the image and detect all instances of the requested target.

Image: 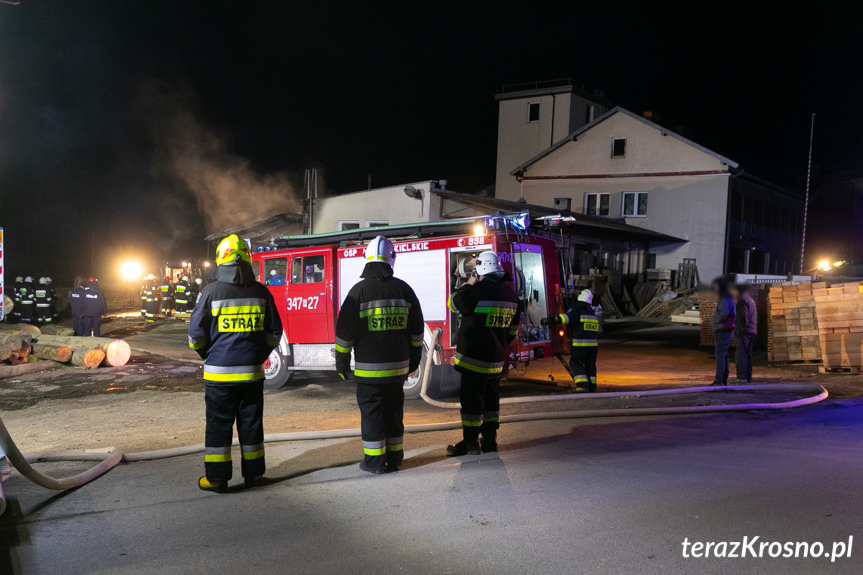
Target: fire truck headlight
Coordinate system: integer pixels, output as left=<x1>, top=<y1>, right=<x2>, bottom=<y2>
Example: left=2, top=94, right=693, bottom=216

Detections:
left=121, top=261, right=143, bottom=281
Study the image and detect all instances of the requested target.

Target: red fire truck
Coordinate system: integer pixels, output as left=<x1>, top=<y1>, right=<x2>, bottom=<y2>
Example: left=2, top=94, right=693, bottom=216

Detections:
left=251, top=214, right=564, bottom=397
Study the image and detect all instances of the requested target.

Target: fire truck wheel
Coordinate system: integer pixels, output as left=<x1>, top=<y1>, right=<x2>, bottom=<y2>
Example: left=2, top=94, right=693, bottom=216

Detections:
left=403, top=356, right=424, bottom=399
left=263, top=349, right=292, bottom=389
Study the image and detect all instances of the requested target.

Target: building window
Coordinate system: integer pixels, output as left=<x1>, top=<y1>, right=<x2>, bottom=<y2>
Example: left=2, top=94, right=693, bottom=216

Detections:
left=291, top=255, right=325, bottom=284
left=584, top=193, right=610, bottom=216
left=622, top=192, right=648, bottom=217
left=338, top=221, right=360, bottom=231
left=611, top=138, right=627, bottom=158
left=365, top=221, right=389, bottom=228
left=527, top=102, right=540, bottom=123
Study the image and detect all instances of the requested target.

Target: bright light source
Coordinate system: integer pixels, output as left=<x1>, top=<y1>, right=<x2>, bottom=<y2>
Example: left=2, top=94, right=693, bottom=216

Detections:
left=558, top=329, right=565, bottom=338
left=473, top=224, right=485, bottom=237
left=818, top=260, right=832, bottom=271
left=182, top=261, right=188, bottom=267
left=203, top=261, right=211, bottom=267
left=834, top=261, right=846, bottom=267
left=121, top=261, right=143, bottom=281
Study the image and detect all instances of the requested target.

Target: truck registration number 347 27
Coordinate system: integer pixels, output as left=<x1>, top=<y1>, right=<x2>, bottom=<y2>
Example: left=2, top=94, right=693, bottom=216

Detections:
left=286, top=296, right=319, bottom=311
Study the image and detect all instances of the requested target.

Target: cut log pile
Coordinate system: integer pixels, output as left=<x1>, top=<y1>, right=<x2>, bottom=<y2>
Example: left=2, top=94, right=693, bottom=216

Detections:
left=0, top=324, right=132, bottom=376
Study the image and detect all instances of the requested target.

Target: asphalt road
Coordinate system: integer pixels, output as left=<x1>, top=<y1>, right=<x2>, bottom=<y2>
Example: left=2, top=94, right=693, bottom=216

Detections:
left=2, top=399, right=862, bottom=575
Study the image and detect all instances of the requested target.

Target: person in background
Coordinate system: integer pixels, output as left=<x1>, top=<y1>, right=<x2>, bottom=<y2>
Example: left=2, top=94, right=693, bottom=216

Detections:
left=711, top=276, right=736, bottom=386
left=174, top=274, right=191, bottom=313
left=266, top=269, right=286, bottom=286
left=18, top=277, right=35, bottom=324
left=10, top=276, right=23, bottom=323
left=80, top=277, right=108, bottom=336
left=546, top=288, right=600, bottom=392
left=69, top=280, right=87, bottom=335
left=45, top=277, right=59, bottom=322
left=734, top=284, right=757, bottom=384
left=160, top=276, right=173, bottom=317
left=34, top=277, right=52, bottom=324
left=188, top=277, right=203, bottom=311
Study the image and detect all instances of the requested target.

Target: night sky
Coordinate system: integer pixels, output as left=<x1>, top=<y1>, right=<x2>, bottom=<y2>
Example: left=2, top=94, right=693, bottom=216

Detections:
left=1, top=1, right=861, bottom=284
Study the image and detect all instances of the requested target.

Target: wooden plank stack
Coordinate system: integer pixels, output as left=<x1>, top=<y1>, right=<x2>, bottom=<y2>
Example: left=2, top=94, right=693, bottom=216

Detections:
left=767, top=282, right=821, bottom=363
left=813, top=281, right=863, bottom=371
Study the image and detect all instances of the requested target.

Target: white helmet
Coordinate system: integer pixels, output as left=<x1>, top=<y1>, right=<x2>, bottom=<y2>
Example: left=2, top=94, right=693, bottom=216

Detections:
left=474, top=251, right=503, bottom=276
left=45, top=277, right=53, bottom=283
left=364, top=236, right=396, bottom=267
left=24, top=276, right=33, bottom=283
left=145, top=274, right=156, bottom=281
left=15, top=276, right=23, bottom=282
left=578, top=289, right=594, bottom=304
left=38, top=277, right=46, bottom=285
left=195, top=278, right=203, bottom=285
left=269, top=269, right=278, bottom=276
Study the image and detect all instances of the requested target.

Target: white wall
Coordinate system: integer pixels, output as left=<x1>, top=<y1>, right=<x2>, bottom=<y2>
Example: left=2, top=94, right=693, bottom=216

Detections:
left=312, top=181, right=437, bottom=234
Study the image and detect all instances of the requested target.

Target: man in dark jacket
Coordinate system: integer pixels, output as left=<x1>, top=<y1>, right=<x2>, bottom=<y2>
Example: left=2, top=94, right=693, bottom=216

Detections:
left=447, top=251, right=522, bottom=456
left=734, top=283, right=757, bottom=383
left=174, top=275, right=190, bottom=313
left=711, top=276, right=736, bottom=386
left=188, top=234, right=282, bottom=492
left=69, top=280, right=87, bottom=335
left=81, top=278, right=108, bottom=336
left=335, top=236, right=425, bottom=474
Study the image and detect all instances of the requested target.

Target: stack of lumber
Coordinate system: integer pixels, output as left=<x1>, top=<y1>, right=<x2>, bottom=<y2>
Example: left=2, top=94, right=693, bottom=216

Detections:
left=768, top=282, right=820, bottom=363
left=635, top=287, right=697, bottom=319
left=670, top=308, right=701, bottom=325
left=813, top=281, right=863, bottom=371
left=0, top=325, right=132, bottom=376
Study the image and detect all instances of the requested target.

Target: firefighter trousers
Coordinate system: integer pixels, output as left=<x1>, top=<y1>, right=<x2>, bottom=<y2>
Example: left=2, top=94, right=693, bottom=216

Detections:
left=204, top=382, right=265, bottom=483
left=356, top=380, right=405, bottom=472
left=570, top=346, right=598, bottom=391
left=458, top=371, right=501, bottom=442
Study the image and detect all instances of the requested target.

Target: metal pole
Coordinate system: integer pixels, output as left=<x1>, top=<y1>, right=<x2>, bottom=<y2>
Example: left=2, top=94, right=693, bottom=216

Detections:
left=800, top=113, right=816, bottom=274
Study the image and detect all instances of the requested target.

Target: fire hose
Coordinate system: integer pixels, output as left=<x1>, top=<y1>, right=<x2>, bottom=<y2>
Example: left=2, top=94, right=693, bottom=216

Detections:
left=0, top=325, right=828, bottom=516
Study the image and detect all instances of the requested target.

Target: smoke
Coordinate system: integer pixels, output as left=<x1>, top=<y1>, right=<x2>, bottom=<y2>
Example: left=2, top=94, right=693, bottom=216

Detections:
left=144, top=82, right=303, bottom=234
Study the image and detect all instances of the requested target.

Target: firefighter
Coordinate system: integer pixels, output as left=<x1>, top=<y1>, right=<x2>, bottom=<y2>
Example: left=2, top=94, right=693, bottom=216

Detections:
left=10, top=276, right=23, bottom=323
left=34, top=277, right=52, bottom=324
left=174, top=275, right=190, bottom=313
left=46, top=277, right=59, bottom=322
left=159, top=276, right=173, bottom=316
left=142, top=274, right=159, bottom=322
left=81, top=277, right=108, bottom=336
left=18, top=277, right=35, bottom=324
left=446, top=251, right=522, bottom=456
left=335, top=236, right=425, bottom=474
left=545, top=288, right=599, bottom=392
left=69, top=280, right=87, bottom=335
left=188, top=277, right=202, bottom=311
left=188, top=234, right=282, bottom=493
left=267, top=269, right=286, bottom=286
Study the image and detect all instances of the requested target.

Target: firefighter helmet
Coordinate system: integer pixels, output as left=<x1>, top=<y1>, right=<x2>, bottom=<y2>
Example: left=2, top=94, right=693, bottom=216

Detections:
left=145, top=274, right=155, bottom=281
left=24, top=276, right=33, bottom=283
left=364, top=236, right=396, bottom=267
left=216, top=234, right=251, bottom=265
left=474, top=251, right=503, bottom=277
left=15, top=276, right=23, bottom=283
left=45, top=277, right=53, bottom=283
left=195, top=278, right=203, bottom=285
left=578, top=289, right=594, bottom=304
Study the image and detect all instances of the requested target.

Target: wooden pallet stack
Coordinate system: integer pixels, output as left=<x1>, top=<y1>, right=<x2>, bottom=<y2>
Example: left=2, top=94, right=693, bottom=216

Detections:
left=767, top=282, right=821, bottom=363
left=813, top=281, right=863, bottom=372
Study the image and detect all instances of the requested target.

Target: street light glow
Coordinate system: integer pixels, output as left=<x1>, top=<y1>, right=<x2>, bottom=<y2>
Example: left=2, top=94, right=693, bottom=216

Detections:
left=121, top=261, right=143, bottom=280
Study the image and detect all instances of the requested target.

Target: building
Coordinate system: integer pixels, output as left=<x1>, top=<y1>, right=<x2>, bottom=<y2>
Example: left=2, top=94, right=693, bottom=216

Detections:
left=494, top=88, right=802, bottom=280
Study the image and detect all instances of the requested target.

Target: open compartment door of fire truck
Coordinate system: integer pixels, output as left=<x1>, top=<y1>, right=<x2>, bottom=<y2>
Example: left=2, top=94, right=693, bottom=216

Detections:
left=511, top=242, right=553, bottom=361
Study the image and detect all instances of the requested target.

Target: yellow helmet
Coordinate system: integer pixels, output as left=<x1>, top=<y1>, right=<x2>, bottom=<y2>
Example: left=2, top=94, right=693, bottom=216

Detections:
left=216, top=234, right=251, bottom=265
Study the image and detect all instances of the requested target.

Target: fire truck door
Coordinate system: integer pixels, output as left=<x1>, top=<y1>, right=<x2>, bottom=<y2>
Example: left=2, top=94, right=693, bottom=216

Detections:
left=285, top=250, right=333, bottom=343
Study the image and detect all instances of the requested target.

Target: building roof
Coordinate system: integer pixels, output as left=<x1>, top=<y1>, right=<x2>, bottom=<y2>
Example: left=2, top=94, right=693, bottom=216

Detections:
left=204, top=212, right=303, bottom=242
left=495, top=78, right=613, bottom=108
left=509, top=106, right=739, bottom=177
left=432, top=189, right=685, bottom=244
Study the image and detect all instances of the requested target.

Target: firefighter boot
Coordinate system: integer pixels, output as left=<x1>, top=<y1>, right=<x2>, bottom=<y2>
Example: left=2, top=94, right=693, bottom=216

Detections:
left=244, top=475, right=265, bottom=488
left=198, top=476, right=228, bottom=493
left=480, top=427, right=498, bottom=453
left=447, top=427, right=482, bottom=456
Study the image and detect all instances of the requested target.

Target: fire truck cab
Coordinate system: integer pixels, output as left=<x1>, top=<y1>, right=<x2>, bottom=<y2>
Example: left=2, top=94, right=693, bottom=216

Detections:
left=251, top=215, right=563, bottom=397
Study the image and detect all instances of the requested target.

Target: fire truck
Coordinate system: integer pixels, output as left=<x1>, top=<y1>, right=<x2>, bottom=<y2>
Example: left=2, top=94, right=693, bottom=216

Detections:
left=250, top=214, right=564, bottom=397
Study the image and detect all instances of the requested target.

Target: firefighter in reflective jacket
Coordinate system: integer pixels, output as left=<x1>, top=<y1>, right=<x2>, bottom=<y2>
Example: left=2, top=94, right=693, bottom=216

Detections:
left=34, top=278, right=52, bottom=324
left=174, top=275, right=190, bottom=313
left=446, top=251, right=522, bottom=456
left=18, top=277, right=35, bottom=324
left=141, top=274, right=159, bottom=322
left=335, top=236, right=424, bottom=474
left=188, top=234, right=282, bottom=493
left=11, top=277, right=23, bottom=323
left=545, top=288, right=599, bottom=392
left=159, top=276, right=173, bottom=316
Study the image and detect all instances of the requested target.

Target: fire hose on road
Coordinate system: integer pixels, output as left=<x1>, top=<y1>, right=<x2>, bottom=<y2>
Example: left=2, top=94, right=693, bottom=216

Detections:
left=0, top=325, right=829, bottom=516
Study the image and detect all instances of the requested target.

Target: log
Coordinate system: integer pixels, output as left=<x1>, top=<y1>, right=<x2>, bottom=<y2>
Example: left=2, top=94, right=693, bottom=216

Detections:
left=31, top=344, right=73, bottom=363
left=0, top=324, right=41, bottom=338
left=0, top=361, right=55, bottom=379
left=0, top=333, right=24, bottom=352
left=69, top=348, right=105, bottom=369
left=39, top=325, right=75, bottom=336
left=32, top=334, right=126, bottom=348
left=16, top=340, right=31, bottom=358
left=97, top=340, right=132, bottom=367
